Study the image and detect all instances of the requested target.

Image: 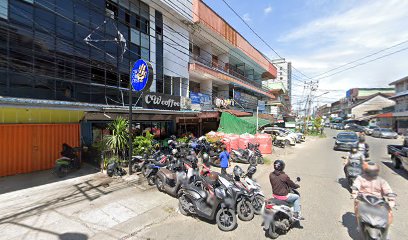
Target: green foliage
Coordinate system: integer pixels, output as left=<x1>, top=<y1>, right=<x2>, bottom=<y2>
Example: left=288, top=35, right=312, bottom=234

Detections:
left=133, top=131, right=155, bottom=155
left=103, top=155, right=120, bottom=169
left=263, top=156, right=273, bottom=165
left=104, top=117, right=129, bottom=156
left=177, top=136, right=189, bottom=143
left=313, top=116, right=323, bottom=131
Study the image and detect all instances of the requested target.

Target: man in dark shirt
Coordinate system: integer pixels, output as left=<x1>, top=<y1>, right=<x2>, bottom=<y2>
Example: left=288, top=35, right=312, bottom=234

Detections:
left=269, top=159, right=302, bottom=219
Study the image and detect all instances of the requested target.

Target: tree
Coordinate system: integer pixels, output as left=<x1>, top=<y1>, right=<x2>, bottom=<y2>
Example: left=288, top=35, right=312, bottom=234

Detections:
left=313, top=116, right=323, bottom=134
left=104, top=117, right=129, bottom=157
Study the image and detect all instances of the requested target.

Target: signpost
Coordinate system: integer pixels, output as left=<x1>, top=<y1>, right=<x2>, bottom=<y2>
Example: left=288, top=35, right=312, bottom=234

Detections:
left=128, top=59, right=153, bottom=174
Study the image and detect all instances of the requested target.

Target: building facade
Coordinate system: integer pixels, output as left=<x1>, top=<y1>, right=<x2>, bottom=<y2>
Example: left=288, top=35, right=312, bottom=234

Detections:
left=389, top=76, right=408, bottom=134
left=0, top=0, right=194, bottom=176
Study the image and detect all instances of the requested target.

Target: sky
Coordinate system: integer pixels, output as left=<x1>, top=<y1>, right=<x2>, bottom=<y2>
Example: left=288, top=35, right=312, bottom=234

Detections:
left=203, top=0, right=408, bottom=109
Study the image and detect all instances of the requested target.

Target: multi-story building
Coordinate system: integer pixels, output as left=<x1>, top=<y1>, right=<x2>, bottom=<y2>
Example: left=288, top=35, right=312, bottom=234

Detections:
left=263, top=61, right=292, bottom=102
left=389, top=76, right=408, bottom=134
left=0, top=0, right=194, bottom=176
left=188, top=0, right=277, bottom=115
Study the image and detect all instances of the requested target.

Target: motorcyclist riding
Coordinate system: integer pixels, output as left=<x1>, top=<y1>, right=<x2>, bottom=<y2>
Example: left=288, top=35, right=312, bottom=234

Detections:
left=357, top=135, right=369, bottom=158
left=269, top=160, right=303, bottom=220
left=352, top=162, right=396, bottom=237
left=343, top=146, right=364, bottom=177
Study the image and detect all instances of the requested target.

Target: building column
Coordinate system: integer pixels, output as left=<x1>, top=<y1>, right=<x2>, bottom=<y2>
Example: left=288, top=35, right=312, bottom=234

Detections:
left=200, top=79, right=212, bottom=100
left=149, top=7, right=156, bottom=92
left=201, top=43, right=213, bottom=65
left=218, top=52, right=229, bottom=72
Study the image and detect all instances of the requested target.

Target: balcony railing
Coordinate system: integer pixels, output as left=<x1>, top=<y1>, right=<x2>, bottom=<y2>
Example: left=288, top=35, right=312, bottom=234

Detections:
left=190, top=54, right=270, bottom=92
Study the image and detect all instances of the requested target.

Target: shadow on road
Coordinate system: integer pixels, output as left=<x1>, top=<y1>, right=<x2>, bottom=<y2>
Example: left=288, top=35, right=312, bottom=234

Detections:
left=337, top=178, right=351, bottom=193
left=341, top=212, right=360, bottom=240
left=381, top=161, right=408, bottom=181
left=0, top=163, right=100, bottom=195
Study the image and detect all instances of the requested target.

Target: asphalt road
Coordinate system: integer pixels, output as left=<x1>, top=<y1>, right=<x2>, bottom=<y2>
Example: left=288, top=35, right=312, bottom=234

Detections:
left=136, top=129, right=408, bottom=240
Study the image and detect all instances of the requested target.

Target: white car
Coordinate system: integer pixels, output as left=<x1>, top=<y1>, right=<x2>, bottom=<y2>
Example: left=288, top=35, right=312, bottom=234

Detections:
left=262, top=128, right=296, bottom=146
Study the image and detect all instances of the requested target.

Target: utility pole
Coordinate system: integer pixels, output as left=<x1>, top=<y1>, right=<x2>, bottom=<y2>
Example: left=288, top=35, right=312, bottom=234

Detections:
left=303, top=81, right=319, bottom=134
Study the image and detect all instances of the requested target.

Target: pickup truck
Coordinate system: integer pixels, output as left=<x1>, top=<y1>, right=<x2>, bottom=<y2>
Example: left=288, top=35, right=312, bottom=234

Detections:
left=387, top=140, right=408, bottom=170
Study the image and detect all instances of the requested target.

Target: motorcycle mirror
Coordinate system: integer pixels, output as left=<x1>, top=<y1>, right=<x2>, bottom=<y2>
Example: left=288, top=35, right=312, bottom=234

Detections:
left=341, top=156, right=347, bottom=159
left=333, top=136, right=336, bottom=139
left=350, top=186, right=358, bottom=191
left=296, top=177, right=301, bottom=182
left=386, top=193, right=397, bottom=197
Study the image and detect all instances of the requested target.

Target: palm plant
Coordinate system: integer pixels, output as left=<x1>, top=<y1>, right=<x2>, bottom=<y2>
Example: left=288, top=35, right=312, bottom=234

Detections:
left=104, top=117, right=129, bottom=157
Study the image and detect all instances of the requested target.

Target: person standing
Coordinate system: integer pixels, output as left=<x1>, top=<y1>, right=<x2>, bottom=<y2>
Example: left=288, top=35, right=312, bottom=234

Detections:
left=219, top=145, right=230, bottom=175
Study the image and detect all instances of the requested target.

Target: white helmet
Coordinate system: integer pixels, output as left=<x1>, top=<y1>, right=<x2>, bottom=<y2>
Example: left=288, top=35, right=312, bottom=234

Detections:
left=171, top=149, right=178, bottom=155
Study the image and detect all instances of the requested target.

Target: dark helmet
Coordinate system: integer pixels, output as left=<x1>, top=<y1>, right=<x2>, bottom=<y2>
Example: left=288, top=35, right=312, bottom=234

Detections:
left=202, top=153, right=209, bottom=162
left=364, top=161, right=379, bottom=178
left=233, top=165, right=243, bottom=178
left=359, top=135, right=365, bottom=143
left=274, top=160, right=285, bottom=171
left=247, top=165, right=257, bottom=176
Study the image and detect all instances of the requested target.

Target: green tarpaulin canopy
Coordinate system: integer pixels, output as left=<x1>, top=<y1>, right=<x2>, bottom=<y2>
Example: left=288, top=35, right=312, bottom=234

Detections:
left=217, top=112, right=271, bottom=134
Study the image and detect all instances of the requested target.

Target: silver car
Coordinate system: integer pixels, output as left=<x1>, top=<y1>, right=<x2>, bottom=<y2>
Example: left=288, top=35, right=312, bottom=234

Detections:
left=372, top=128, right=398, bottom=139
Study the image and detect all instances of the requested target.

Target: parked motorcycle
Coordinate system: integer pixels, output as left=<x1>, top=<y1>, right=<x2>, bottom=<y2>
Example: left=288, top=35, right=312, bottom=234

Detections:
left=178, top=173, right=237, bottom=231
left=248, top=143, right=264, bottom=164
left=107, top=160, right=127, bottom=177
left=273, top=138, right=286, bottom=148
left=242, top=166, right=265, bottom=215
left=54, top=144, right=81, bottom=178
left=156, top=159, right=187, bottom=197
left=262, top=177, right=302, bottom=239
left=230, top=146, right=257, bottom=165
left=218, top=173, right=255, bottom=221
left=354, top=192, right=397, bottom=240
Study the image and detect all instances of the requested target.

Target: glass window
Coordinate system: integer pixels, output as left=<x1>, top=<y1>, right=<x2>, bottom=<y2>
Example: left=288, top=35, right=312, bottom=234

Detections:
left=141, top=17, right=149, bottom=34
left=130, top=28, right=140, bottom=45
left=105, top=1, right=118, bottom=19
left=140, top=1, right=149, bottom=19
left=141, top=47, right=149, bottom=61
left=9, top=0, right=33, bottom=27
left=0, top=0, right=7, bottom=19
left=119, top=0, right=129, bottom=10
left=35, top=3, right=55, bottom=34
left=141, top=32, right=149, bottom=48
left=129, top=43, right=140, bottom=61
left=164, top=75, right=171, bottom=95
left=130, top=1, right=139, bottom=14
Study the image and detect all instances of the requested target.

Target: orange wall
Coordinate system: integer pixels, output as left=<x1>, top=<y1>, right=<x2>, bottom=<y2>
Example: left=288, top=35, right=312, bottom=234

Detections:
left=0, top=124, right=80, bottom=177
left=193, top=0, right=277, bottom=78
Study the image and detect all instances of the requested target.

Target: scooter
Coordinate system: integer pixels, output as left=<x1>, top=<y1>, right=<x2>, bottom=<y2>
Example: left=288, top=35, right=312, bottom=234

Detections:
left=156, top=159, right=187, bottom=197
left=178, top=175, right=237, bottom=231
left=354, top=192, right=397, bottom=240
left=218, top=173, right=255, bottom=221
left=262, top=177, right=302, bottom=239
left=230, top=147, right=257, bottom=165
left=54, top=144, right=82, bottom=178
left=345, top=162, right=362, bottom=188
left=243, top=168, right=265, bottom=215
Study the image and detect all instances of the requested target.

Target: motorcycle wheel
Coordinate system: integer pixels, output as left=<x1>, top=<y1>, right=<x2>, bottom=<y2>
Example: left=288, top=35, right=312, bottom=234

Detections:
left=178, top=195, right=189, bottom=216
left=131, top=164, right=140, bottom=173
left=147, top=175, right=156, bottom=186
left=155, top=176, right=165, bottom=192
left=252, top=195, right=265, bottom=215
left=285, top=140, right=291, bottom=147
left=267, top=225, right=280, bottom=239
left=249, top=157, right=257, bottom=166
left=237, top=200, right=255, bottom=221
left=141, top=165, right=149, bottom=177
left=56, top=165, right=68, bottom=178
left=257, top=156, right=264, bottom=165
left=216, top=208, right=237, bottom=231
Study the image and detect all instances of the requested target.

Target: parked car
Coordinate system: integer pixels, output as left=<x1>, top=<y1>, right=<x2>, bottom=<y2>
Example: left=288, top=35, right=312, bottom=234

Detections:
left=333, top=132, right=359, bottom=151
left=364, top=125, right=378, bottom=135
left=372, top=128, right=398, bottom=139
left=324, top=122, right=331, bottom=128
left=347, top=124, right=365, bottom=133
left=387, top=137, right=408, bottom=170
left=262, top=128, right=296, bottom=146
left=337, top=123, right=345, bottom=130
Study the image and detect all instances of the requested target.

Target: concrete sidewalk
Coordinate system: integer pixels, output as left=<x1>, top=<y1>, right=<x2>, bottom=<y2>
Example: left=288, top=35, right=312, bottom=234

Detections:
left=0, top=171, right=178, bottom=240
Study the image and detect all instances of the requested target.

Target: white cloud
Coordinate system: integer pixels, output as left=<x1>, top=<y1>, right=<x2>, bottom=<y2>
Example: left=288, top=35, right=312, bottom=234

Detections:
left=264, top=6, right=272, bottom=15
left=243, top=13, right=251, bottom=22
left=278, top=0, right=408, bottom=103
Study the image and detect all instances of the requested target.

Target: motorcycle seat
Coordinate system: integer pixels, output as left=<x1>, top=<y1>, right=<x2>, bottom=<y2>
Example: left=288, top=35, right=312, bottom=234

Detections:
left=270, top=198, right=291, bottom=207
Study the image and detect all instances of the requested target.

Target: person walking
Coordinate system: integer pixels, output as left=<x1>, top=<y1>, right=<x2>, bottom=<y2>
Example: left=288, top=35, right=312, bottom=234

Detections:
left=219, top=145, right=230, bottom=175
